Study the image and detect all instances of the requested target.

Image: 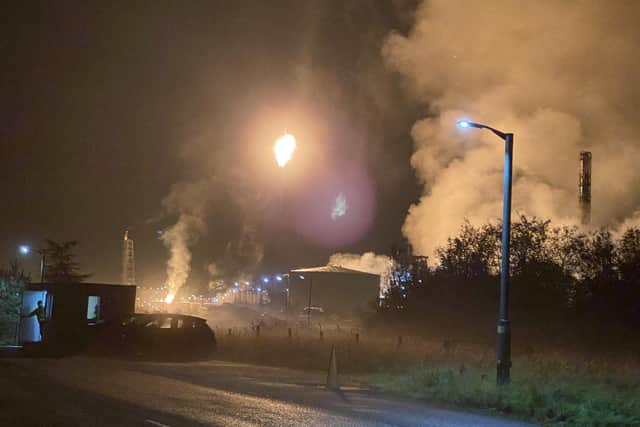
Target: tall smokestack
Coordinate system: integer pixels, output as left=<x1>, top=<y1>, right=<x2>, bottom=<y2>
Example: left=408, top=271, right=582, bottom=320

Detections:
left=122, top=230, right=136, bottom=285
left=579, top=151, right=592, bottom=225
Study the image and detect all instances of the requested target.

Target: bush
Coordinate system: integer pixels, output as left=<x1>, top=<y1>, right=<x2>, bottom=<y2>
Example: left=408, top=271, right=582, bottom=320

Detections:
left=0, top=261, right=29, bottom=345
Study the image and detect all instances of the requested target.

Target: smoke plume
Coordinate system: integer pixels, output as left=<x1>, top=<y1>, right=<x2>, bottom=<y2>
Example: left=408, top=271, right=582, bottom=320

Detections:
left=384, top=0, right=640, bottom=258
left=328, top=252, right=394, bottom=294
left=160, top=180, right=211, bottom=300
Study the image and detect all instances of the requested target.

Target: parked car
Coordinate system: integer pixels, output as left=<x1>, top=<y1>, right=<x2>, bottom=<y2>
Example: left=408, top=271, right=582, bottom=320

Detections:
left=120, top=313, right=216, bottom=359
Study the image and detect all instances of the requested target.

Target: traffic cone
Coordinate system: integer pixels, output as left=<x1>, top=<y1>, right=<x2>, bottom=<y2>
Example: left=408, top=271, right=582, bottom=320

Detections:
left=326, top=345, right=339, bottom=390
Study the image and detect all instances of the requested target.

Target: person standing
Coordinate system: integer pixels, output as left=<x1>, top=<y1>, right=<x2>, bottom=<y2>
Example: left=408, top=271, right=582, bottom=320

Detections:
left=27, top=300, right=47, bottom=341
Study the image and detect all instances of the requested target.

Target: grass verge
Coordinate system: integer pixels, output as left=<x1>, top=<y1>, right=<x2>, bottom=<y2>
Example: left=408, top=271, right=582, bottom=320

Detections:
left=367, top=363, right=640, bottom=426
left=213, top=328, right=640, bottom=426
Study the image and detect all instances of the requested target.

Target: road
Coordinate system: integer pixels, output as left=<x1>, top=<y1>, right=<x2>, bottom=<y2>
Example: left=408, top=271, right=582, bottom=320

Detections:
left=0, top=357, right=536, bottom=427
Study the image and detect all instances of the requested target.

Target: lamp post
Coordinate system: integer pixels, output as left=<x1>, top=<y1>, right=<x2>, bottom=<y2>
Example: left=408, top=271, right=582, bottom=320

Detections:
left=17, top=245, right=46, bottom=282
left=298, top=274, right=313, bottom=327
left=457, top=119, right=514, bottom=385
left=39, top=250, right=46, bottom=283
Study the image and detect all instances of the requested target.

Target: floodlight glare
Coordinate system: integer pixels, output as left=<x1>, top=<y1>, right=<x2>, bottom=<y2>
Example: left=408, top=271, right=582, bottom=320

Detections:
left=18, top=245, right=31, bottom=255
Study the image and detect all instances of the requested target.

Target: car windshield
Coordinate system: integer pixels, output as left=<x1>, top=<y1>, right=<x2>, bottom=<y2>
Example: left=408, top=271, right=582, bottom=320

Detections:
left=126, top=314, right=205, bottom=329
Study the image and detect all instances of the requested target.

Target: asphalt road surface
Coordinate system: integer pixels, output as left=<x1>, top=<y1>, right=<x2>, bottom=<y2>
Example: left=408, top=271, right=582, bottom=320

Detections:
left=0, top=357, right=536, bottom=427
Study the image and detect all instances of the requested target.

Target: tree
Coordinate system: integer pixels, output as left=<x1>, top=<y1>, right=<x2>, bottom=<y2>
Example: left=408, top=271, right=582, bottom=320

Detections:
left=577, top=230, right=617, bottom=298
left=436, top=221, right=500, bottom=280
left=0, top=260, right=30, bottom=344
left=616, top=228, right=640, bottom=286
left=509, top=216, right=551, bottom=276
left=615, top=227, right=640, bottom=321
left=43, top=240, right=92, bottom=283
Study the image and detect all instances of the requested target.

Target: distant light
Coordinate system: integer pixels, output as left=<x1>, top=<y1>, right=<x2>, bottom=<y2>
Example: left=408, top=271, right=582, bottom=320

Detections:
left=262, top=276, right=269, bottom=284
left=298, top=275, right=305, bottom=280
left=257, top=287, right=262, bottom=292
left=234, top=282, right=239, bottom=287
left=232, top=289, right=238, bottom=294
left=18, top=245, right=31, bottom=255
left=275, top=275, right=283, bottom=282
left=457, top=119, right=471, bottom=128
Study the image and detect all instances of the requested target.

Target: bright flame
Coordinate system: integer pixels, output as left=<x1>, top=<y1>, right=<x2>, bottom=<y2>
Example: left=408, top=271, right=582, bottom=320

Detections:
left=274, top=133, right=296, bottom=167
left=164, top=293, right=175, bottom=304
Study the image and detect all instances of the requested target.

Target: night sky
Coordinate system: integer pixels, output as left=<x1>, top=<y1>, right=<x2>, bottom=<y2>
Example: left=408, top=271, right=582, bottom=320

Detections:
left=2, top=1, right=421, bottom=289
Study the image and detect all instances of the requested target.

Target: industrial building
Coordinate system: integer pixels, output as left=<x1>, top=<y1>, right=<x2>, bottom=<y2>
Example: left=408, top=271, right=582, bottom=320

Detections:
left=288, top=266, right=380, bottom=317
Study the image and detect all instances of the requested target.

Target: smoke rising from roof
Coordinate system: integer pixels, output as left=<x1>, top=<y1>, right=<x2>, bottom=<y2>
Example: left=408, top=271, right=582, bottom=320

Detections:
left=384, top=0, right=640, bottom=258
left=328, top=252, right=394, bottom=295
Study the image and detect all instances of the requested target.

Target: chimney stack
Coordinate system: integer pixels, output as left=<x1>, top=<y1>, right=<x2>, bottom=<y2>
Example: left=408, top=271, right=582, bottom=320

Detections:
left=579, top=151, right=592, bottom=225
left=122, top=230, right=136, bottom=285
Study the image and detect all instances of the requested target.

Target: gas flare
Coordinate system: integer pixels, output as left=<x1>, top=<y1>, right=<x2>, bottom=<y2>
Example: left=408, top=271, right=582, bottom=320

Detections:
left=274, top=133, right=296, bottom=167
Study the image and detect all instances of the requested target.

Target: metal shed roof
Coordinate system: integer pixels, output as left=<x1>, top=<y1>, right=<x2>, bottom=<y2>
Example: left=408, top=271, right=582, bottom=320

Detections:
left=290, top=265, right=379, bottom=277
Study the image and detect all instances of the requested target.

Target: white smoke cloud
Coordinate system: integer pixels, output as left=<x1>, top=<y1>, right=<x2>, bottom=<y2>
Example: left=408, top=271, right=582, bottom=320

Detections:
left=158, top=163, right=268, bottom=301
left=384, top=0, right=640, bottom=258
left=207, top=261, right=222, bottom=277
left=328, top=252, right=394, bottom=295
left=160, top=180, right=212, bottom=300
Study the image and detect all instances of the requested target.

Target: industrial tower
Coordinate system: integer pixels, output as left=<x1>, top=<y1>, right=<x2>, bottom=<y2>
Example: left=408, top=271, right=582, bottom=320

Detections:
left=579, top=151, right=592, bottom=225
left=122, top=230, right=136, bottom=285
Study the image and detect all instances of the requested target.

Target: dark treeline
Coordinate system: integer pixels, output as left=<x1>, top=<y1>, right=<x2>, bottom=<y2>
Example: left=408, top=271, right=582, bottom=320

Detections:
left=374, top=216, right=640, bottom=354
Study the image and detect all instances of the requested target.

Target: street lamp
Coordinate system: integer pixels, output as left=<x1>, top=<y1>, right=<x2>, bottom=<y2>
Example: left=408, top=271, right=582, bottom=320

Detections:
left=297, top=274, right=313, bottom=327
left=18, top=245, right=46, bottom=283
left=457, top=119, right=514, bottom=385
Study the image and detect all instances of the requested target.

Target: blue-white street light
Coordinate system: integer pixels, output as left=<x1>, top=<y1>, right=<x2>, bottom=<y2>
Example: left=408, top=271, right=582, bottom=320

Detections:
left=18, top=244, right=46, bottom=282
left=457, top=119, right=509, bottom=139
left=457, top=118, right=514, bottom=386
